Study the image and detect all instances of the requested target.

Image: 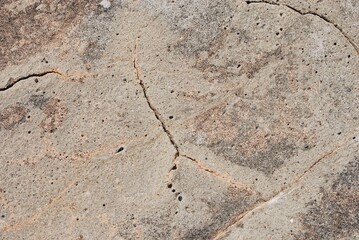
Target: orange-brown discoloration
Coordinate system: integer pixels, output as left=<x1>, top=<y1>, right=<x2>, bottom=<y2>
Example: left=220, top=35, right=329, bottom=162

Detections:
left=194, top=106, right=238, bottom=146
left=0, top=103, right=29, bottom=130
left=0, top=0, right=97, bottom=70
left=192, top=99, right=316, bottom=175
left=40, top=98, right=67, bottom=133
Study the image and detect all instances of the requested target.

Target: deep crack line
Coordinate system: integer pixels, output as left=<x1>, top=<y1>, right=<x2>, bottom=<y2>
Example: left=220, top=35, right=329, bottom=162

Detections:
left=0, top=70, right=65, bottom=92
left=245, top=0, right=359, bottom=55
left=133, top=37, right=179, bottom=157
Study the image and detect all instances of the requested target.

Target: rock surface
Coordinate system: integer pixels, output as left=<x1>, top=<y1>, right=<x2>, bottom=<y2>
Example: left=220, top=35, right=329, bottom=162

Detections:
left=0, top=0, right=358, bottom=239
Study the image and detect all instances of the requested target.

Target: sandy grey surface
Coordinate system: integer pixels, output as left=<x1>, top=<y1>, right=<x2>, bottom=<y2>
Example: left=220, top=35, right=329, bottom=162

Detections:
left=0, top=0, right=358, bottom=239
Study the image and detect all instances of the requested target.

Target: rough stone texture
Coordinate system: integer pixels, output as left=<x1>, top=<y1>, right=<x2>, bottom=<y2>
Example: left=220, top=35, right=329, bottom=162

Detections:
left=0, top=0, right=358, bottom=239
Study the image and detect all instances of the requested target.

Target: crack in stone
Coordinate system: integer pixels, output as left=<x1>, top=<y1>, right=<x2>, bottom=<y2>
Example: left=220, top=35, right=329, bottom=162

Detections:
left=0, top=70, right=65, bottom=92
left=213, top=188, right=295, bottom=239
left=133, top=38, right=182, bottom=196
left=212, top=139, right=356, bottom=239
left=133, top=37, right=180, bottom=158
left=181, top=154, right=257, bottom=194
left=132, top=38, right=258, bottom=195
left=245, top=0, right=359, bottom=55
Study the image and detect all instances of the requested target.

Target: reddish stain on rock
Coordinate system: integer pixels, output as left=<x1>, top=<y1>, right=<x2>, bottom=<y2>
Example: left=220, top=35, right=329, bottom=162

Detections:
left=40, top=98, right=67, bottom=133
left=0, top=103, right=29, bottom=130
left=0, top=1, right=98, bottom=70
left=192, top=99, right=315, bottom=175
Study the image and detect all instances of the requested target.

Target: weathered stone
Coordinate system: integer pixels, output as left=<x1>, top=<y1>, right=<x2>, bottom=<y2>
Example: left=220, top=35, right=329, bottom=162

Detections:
left=0, top=0, right=358, bottom=239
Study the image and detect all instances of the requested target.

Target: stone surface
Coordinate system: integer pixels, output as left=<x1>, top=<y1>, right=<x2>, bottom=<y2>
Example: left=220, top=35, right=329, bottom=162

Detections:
left=0, top=0, right=358, bottom=239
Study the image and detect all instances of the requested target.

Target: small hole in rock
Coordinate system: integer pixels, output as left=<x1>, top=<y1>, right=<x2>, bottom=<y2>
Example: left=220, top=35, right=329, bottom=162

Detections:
left=178, top=196, right=183, bottom=201
left=169, top=116, right=174, bottom=119
left=167, top=184, right=172, bottom=188
left=116, top=147, right=124, bottom=153
left=337, top=132, right=342, bottom=135
left=172, top=165, right=177, bottom=170
left=172, top=189, right=176, bottom=192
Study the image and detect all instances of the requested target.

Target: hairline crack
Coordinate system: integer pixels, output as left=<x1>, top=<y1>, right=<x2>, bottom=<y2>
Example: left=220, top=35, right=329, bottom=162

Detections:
left=245, top=0, right=359, bottom=55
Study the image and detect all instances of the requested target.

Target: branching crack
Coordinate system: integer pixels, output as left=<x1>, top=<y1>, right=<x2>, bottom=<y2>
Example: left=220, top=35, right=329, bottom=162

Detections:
left=133, top=37, right=179, bottom=157
left=245, top=0, right=359, bottom=55
left=133, top=38, right=258, bottom=195
left=0, top=70, right=65, bottom=92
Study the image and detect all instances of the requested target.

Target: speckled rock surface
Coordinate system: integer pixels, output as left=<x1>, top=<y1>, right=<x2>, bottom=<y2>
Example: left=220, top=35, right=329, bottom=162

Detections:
left=0, top=0, right=358, bottom=239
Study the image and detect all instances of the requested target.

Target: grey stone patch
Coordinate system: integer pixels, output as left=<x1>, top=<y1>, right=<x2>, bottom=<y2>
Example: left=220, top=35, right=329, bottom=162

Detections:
left=29, top=94, right=49, bottom=109
left=183, top=187, right=260, bottom=240
left=143, top=0, right=235, bottom=57
left=191, top=98, right=315, bottom=175
left=72, top=1, right=127, bottom=67
left=113, top=210, right=175, bottom=240
left=296, top=157, right=359, bottom=240
left=80, top=41, right=105, bottom=65
left=138, top=213, right=173, bottom=240
left=213, top=141, right=297, bottom=176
